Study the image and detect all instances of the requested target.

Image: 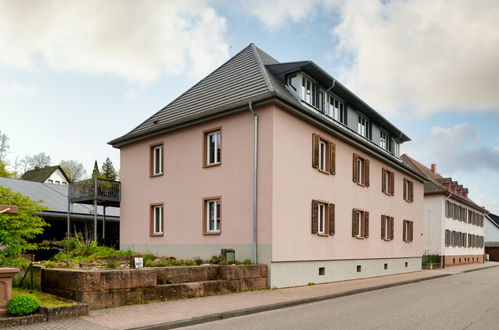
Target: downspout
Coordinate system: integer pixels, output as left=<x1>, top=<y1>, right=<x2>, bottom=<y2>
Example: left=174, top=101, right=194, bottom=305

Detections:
left=248, top=101, right=258, bottom=264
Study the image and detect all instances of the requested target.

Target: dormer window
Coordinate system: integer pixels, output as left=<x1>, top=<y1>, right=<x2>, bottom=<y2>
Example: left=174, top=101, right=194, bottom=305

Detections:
left=287, top=74, right=298, bottom=91
left=301, top=75, right=320, bottom=109
left=357, top=114, right=371, bottom=139
left=380, top=130, right=389, bottom=150
left=327, top=95, right=347, bottom=125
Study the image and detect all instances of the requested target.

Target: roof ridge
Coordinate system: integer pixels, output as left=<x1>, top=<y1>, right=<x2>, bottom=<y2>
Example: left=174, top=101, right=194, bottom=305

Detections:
left=250, top=43, right=274, bottom=93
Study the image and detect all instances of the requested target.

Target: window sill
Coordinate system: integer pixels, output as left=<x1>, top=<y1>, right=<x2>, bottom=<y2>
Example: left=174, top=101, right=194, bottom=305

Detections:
left=150, top=233, right=164, bottom=237
left=404, top=199, right=413, bottom=203
left=317, top=233, right=329, bottom=237
left=354, top=235, right=366, bottom=240
left=382, top=238, right=392, bottom=242
left=203, top=231, right=221, bottom=236
left=150, top=173, right=164, bottom=178
left=355, top=182, right=368, bottom=188
left=383, top=192, right=394, bottom=197
left=203, top=163, right=221, bottom=169
left=317, top=169, right=330, bottom=175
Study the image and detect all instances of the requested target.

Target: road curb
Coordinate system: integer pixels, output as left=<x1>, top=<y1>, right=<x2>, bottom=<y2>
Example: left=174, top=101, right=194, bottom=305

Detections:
left=131, top=273, right=450, bottom=330
left=462, top=264, right=499, bottom=273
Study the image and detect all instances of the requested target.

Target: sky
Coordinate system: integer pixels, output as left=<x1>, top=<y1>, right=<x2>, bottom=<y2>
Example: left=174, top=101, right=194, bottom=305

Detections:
left=0, top=0, right=498, bottom=213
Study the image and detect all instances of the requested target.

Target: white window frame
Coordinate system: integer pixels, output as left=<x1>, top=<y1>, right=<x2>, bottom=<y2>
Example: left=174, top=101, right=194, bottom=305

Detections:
left=153, top=205, right=163, bottom=235
left=356, top=211, right=363, bottom=237
left=319, top=140, right=327, bottom=171
left=153, top=145, right=163, bottom=175
left=357, top=157, right=364, bottom=184
left=357, top=114, right=369, bottom=138
left=380, top=130, right=388, bottom=150
left=206, top=199, right=221, bottom=233
left=394, top=141, right=400, bottom=157
left=382, top=216, right=390, bottom=240
left=318, top=203, right=326, bottom=234
left=206, top=131, right=221, bottom=165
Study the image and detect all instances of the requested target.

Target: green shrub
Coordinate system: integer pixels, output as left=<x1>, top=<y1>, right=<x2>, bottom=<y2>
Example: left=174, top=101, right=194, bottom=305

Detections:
left=141, top=253, right=157, bottom=260
left=106, top=262, right=120, bottom=269
left=183, top=259, right=196, bottom=266
left=194, top=257, right=204, bottom=265
left=219, top=260, right=228, bottom=265
left=243, top=259, right=252, bottom=265
left=8, top=294, right=40, bottom=316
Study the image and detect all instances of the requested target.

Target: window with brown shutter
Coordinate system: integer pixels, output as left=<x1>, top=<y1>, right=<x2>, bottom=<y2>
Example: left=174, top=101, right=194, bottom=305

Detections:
left=403, top=179, right=414, bottom=203
left=381, top=215, right=394, bottom=241
left=353, top=153, right=369, bottom=187
left=445, top=230, right=450, bottom=246
left=352, top=208, right=369, bottom=239
left=382, top=169, right=395, bottom=196
left=403, top=220, right=414, bottom=243
left=311, top=200, right=335, bottom=237
left=312, top=134, right=336, bottom=175
left=446, top=201, right=450, bottom=218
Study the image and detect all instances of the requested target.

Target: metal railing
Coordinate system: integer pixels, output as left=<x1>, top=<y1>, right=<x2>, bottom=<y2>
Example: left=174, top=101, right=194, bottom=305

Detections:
left=68, top=178, right=120, bottom=203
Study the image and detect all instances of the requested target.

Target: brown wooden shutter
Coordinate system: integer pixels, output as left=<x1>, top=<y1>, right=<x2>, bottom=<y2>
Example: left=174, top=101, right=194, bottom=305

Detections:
left=409, top=182, right=414, bottom=202
left=352, top=209, right=358, bottom=237
left=364, top=211, right=369, bottom=238
left=390, top=172, right=395, bottom=196
left=353, top=154, right=359, bottom=182
left=329, top=203, right=335, bottom=235
left=364, top=159, right=370, bottom=187
left=390, top=217, right=394, bottom=240
left=312, top=134, right=319, bottom=168
left=403, top=179, right=407, bottom=201
left=311, top=200, right=318, bottom=234
left=410, top=221, right=413, bottom=242
left=446, top=201, right=449, bottom=217
left=381, top=215, right=386, bottom=239
left=329, top=142, right=336, bottom=175
left=382, top=169, right=386, bottom=193
left=403, top=221, right=406, bottom=242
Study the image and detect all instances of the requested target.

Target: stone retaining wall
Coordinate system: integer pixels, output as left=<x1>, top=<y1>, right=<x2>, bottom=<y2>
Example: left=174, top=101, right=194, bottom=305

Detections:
left=41, top=265, right=268, bottom=309
left=0, top=302, right=88, bottom=328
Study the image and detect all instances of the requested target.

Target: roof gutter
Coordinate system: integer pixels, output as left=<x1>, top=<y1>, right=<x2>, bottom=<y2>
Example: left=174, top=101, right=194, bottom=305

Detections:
left=35, top=211, right=120, bottom=222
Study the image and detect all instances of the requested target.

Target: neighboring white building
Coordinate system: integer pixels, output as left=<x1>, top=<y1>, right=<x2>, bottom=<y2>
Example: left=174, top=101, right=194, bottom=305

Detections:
left=485, top=213, right=499, bottom=261
left=21, top=165, right=71, bottom=185
left=402, top=155, right=486, bottom=267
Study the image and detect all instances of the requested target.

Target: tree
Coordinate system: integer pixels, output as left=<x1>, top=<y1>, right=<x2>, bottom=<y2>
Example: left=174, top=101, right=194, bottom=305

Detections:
left=0, top=130, right=9, bottom=163
left=0, top=186, right=48, bottom=267
left=60, top=160, right=86, bottom=182
left=91, top=160, right=100, bottom=179
left=101, top=158, right=117, bottom=181
left=0, top=161, right=14, bottom=178
left=27, top=152, right=51, bottom=168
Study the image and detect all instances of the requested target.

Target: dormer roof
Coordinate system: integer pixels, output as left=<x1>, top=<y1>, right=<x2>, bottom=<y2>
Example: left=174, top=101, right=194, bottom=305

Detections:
left=21, top=165, right=71, bottom=183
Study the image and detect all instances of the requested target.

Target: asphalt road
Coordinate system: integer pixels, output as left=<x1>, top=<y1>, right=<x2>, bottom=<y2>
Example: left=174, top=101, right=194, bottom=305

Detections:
left=184, top=267, right=499, bottom=330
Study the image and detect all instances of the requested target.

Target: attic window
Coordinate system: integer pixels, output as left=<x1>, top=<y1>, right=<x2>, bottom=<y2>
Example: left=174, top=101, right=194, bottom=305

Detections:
left=153, top=120, right=159, bottom=125
left=301, top=75, right=320, bottom=109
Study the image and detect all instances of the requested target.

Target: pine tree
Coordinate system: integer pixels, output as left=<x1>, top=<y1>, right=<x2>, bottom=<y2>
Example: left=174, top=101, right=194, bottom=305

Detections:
left=92, top=160, right=100, bottom=179
left=101, top=158, right=117, bottom=181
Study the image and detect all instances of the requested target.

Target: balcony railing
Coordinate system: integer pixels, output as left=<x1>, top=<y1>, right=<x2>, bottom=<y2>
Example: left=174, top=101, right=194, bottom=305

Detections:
left=68, top=178, right=120, bottom=206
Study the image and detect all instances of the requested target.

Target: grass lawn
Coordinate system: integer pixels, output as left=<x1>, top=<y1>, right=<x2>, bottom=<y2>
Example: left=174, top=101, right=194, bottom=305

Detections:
left=12, top=288, right=75, bottom=307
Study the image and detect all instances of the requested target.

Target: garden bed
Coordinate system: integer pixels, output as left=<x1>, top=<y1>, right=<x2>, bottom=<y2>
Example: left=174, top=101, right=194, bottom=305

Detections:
left=40, top=264, right=268, bottom=309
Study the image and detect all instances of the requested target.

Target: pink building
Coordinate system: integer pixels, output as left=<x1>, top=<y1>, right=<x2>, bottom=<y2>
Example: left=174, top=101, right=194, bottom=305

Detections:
left=110, top=44, right=426, bottom=287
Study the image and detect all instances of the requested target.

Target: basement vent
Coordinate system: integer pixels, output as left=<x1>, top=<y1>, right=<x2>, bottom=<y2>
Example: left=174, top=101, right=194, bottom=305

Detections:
left=384, top=263, right=388, bottom=270
left=356, top=265, right=361, bottom=272
left=319, top=267, right=325, bottom=276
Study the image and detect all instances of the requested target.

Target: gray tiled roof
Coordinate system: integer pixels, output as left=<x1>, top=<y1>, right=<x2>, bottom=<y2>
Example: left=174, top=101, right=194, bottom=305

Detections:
left=0, top=177, right=119, bottom=218
left=110, top=44, right=279, bottom=146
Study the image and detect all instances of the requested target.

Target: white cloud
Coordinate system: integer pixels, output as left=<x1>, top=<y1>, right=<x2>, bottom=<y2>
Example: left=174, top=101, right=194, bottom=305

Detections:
left=245, top=0, right=499, bottom=116
left=0, top=81, right=39, bottom=98
left=0, top=0, right=229, bottom=83
left=428, top=123, right=499, bottom=173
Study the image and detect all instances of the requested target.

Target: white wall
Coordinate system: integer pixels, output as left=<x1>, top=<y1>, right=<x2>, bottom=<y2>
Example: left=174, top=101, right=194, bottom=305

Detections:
left=45, top=169, right=68, bottom=185
left=423, top=195, right=444, bottom=255
left=485, top=217, right=499, bottom=242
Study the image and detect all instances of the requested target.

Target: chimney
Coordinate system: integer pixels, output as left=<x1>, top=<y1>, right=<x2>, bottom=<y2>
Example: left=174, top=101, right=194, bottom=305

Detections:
left=34, top=166, right=40, bottom=170
left=430, top=164, right=437, bottom=173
